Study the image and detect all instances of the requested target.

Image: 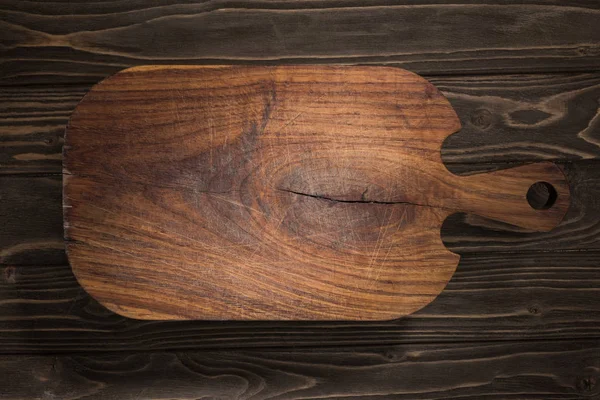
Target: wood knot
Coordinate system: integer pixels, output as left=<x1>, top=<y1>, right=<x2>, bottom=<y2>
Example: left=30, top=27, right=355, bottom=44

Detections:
left=577, top=375, right=598, bottom=393
left=527, top=305, right=541, bottom=315
left=577, top=46, right=600, bottom=56
left=470, top=109, right=493, bottom=129
left=382, top=349, right=401, bottom=362
left=3, top=266, right=16, bottom=284
left=44, top=135, right=59, bottom=146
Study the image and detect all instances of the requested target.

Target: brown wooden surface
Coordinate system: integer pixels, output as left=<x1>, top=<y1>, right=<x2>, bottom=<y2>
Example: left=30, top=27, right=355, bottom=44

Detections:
left=63, top=65, right=569, bottom=320
left=1, top=0, right=599, bottom=398
left=2, top=250, right=600, bottom=353
left=2, top=1, right=599, bottom=85
left=2, top=340, right=599, bottom=399
left=4, top=73, right=600, bottom=176
left=0, top=162, right=598, bottom=353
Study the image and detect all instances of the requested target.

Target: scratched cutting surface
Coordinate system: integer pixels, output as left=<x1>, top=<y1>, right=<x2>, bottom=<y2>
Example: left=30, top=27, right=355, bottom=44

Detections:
left=63, top=66, right=569, bottom=320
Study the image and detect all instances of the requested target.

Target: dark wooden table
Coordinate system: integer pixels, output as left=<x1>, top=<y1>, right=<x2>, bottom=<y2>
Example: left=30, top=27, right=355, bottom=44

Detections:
left=1, top=1, right=600, bottom=398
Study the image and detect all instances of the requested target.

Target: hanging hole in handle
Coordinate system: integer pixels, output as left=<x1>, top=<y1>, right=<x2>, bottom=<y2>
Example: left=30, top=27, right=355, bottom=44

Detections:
left=527, top=182, right=558, bottom=210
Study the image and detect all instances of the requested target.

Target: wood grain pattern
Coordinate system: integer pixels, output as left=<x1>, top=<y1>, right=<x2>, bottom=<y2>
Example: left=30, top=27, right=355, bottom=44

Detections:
left=1, top=340, right=598, bottom=399
left=63, top=66, right=569, bottom=320
left=2, top=251, right=600, bottom=353
left=437, top=73, right=600, bottom=166
left=0, top=175, right=66, bottom=266
left=1, top=1, right=599, bottom=85
left=3, top=161, right=599, bottom=270
left=1, top=1, right=599, bottom=396
left=0, top=86, right=76, bottom=175
left=5, top=73, right=600, bottom=175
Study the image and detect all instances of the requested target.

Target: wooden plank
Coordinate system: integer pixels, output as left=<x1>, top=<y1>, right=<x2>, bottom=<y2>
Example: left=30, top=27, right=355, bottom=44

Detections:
left=0, top=175, right=66, bottom=266
left=435, top=73, right=600, bottom=169
left=1, top=162, right=598, bottom=350
left=0, top=3, right=596, bottom=394
left=2, top=73, right=600, bottom=175
left=1, top=250, right=599, bottom=352
left=2, top=161, right=599, bottom=270
left=1, top=340, right=599, bottom=399
left=0, top=86, right=79, bottom=174
left=1, top=2, right=599, bottom=85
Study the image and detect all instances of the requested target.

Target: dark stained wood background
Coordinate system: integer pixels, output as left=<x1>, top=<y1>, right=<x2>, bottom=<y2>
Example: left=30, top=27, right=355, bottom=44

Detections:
left=1, top=0, right=599, bottom=398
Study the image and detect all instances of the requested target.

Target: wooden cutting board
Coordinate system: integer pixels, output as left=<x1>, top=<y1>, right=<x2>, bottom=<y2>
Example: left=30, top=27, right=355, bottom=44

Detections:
left=64, top=66, right=570, bottom=321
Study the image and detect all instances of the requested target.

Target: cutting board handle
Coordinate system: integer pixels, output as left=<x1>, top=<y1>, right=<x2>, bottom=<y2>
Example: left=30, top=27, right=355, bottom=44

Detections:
left=446, top=162, right=569, bottom=231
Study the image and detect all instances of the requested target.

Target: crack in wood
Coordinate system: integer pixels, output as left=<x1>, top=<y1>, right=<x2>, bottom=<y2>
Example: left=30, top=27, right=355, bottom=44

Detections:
left=278, top=187, right=415, bottom=205
left=277, top=188, right=457, bottom=212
